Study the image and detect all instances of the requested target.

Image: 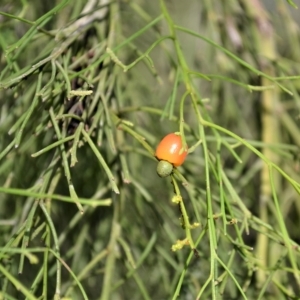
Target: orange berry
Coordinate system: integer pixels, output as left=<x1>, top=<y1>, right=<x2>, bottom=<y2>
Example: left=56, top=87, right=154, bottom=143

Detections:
left=155, top=133, right=188, bottom=167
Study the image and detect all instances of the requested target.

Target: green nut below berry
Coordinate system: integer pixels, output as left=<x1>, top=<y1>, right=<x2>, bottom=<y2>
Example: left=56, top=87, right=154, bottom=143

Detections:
left=156, top=160, right=173, bottom=177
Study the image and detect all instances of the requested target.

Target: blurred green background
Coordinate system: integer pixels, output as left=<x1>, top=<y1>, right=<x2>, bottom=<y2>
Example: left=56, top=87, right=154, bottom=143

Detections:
left=1, top=0, right=300, bottom=299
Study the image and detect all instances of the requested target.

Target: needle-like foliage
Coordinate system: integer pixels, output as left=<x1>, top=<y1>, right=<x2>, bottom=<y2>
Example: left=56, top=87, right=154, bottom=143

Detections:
left=1, top=0, right=300, bottom=299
